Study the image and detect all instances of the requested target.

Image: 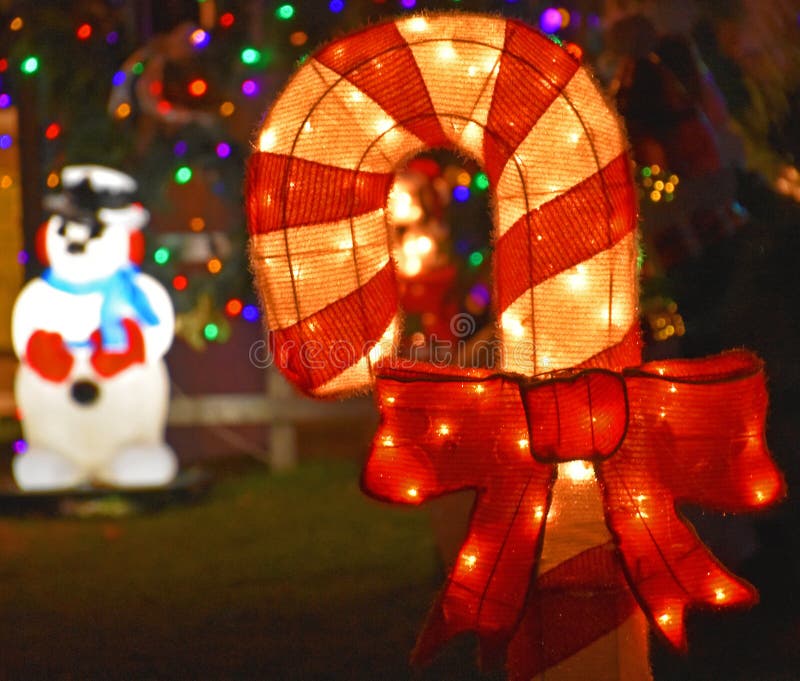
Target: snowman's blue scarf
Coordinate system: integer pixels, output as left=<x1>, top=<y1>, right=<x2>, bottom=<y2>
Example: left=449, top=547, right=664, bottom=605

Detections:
left=42, top=266, right=159, bottom=352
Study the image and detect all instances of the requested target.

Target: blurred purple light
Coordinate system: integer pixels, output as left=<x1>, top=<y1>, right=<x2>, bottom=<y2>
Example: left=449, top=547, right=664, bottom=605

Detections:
left=241, top=79, right=258, bottom=96
left=216, top=142, right=231, bottom=158
left=242, top=305, right=260, bottom=322
left=470, top=282, right=491, bottom=306
left=453, top=185, right=470, bottom=202
left=540, top=7, right=563, bottom=33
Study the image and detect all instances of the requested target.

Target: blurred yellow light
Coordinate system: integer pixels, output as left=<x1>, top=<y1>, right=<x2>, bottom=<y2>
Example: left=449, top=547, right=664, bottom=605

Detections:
left=115, top=103, right=131, bottom=119
left=415, top=235, right=433, bottom=254
left=10, top=17, right=23, bottom=31
left=562, top=460, right=594, bottom=482
left=46, top=172, right=59, bottom=188
left=219, top=101, right=235, bottom=117
left=190, top=217, right=206, bottom=232
left=207, top=258, right=222, bottom=274
left=437, top=42, right=457, bottom=60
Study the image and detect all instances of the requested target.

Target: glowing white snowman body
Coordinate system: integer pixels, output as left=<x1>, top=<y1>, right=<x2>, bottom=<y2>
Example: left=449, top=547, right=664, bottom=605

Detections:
left=12, top=165, right=177, bottom=490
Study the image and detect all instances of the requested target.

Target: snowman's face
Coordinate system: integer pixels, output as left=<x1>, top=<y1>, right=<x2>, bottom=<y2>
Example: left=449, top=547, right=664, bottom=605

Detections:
left=45, top=212, right=133, bottom=283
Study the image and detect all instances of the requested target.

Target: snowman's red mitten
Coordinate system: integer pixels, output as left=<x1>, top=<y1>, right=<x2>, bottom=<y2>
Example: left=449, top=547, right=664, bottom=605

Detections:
left=25, top=330, right=74, bottom=382
left=90, top=319, right=146, bottom=378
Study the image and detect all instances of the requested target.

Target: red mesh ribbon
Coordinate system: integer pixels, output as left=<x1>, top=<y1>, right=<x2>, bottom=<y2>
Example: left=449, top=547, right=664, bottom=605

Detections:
left=362, top=350, right=784, bottom=665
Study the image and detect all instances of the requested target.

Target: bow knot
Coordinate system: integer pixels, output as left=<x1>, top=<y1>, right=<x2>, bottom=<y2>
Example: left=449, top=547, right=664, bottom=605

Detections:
left=521, top=368, right=628, bottom=463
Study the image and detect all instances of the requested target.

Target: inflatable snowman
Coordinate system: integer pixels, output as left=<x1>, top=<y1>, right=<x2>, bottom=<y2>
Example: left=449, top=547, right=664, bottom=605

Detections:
left=12, top=165, right=177, bottom=490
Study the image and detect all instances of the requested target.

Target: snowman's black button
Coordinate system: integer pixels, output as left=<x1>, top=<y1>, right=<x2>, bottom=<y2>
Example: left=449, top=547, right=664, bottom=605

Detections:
left=71, top=380, right=100, bottom=405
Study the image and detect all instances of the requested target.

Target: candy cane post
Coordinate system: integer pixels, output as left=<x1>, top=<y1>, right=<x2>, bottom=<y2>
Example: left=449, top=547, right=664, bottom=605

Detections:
left=246, top=13, right=784, bottom=680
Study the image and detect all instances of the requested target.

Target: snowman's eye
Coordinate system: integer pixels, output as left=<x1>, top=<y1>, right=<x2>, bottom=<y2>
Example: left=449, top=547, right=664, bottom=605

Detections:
left=88, top=219, right=105, bottom=239
left=55, top=217, right=66, bottom=237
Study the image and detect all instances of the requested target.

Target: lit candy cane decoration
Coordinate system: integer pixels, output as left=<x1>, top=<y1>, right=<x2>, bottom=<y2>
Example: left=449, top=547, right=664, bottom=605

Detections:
left=247, top=13, right=637, bottom=396
left=246, top=13, right=783, bottom=680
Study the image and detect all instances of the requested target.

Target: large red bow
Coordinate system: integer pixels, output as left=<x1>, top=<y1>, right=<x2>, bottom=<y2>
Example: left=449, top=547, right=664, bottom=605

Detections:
left=363, top=350, right=784, bottom=665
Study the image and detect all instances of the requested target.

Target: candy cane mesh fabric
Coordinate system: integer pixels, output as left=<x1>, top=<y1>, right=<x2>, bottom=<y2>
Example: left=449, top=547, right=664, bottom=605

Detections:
left=246, top=13, right=639, bottom=397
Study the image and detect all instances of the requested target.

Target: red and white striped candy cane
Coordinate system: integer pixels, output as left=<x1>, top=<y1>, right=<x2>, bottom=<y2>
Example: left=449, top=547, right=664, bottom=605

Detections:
left=247, top=13, right=649, bottom=680
left=247, top=12, right=639, bottom=395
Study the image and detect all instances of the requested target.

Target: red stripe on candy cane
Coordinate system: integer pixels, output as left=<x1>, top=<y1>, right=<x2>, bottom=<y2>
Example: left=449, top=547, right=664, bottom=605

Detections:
left=246, top=152, right=394, bottom=233
left=483, top=20, right=581, bottom=186
left=268, top=260, right=397, bottom=393
left=506, top=543, right=638, bottom=680
left=315, top=22, right=449, bottom=149
left=577, top=322, right=642, bottom=371
left=494, top=152, right=636, bottom=314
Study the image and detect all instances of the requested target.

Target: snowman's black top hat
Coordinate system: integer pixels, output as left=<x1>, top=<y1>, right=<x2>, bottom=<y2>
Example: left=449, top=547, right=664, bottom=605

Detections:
left=43, top=165, right=148, bottom=231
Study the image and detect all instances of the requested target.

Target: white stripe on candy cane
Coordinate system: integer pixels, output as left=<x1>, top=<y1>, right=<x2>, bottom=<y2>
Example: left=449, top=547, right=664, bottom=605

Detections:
left=495, top=69, right=628, bottom=238
left=252, top=209, right=389, bottom=329
left=500, top=232, right=638, bottom=375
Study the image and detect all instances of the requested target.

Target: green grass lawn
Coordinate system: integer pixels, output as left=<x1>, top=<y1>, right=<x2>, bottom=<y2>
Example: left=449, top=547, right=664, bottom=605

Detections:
left=0, top=459, right=504, bottom=680
left=0, top=452, right=796, bottom=680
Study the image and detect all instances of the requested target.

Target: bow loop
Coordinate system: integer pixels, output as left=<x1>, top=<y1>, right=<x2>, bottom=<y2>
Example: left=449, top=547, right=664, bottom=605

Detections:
left=521, top=369, right=628, bottom=463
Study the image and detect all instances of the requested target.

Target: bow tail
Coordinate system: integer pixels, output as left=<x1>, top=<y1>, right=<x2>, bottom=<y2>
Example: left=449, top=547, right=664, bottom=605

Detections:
left=412, top=463, right=555, bottom=667
left=599, top=456, right=757, bottom=651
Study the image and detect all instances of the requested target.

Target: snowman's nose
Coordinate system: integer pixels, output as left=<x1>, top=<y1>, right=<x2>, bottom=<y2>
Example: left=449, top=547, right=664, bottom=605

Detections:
left=61, top=220, right=91, bottom=241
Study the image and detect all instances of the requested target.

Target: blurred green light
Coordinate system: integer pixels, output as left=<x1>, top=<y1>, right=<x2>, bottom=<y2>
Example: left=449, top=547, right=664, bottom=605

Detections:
left=174, top=166, right=192, bottom=184
left=153, top=247, right=170, bottom=265
left=276, top=4, right=295, bottom=20
left=204, top=323, right=219, bottom=341
left=132, top=61, right=144, bottom=75
left=473, top=172, right=489, bottom=191
left=469, top=251, right=484, bottom=267
left=636, top=242, right=646, bottom=271
left=240, top=47, right=261, bottom=65
left=641, top=166, right=652, bottom=177
left=20, top=56, right=39, bottom=74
